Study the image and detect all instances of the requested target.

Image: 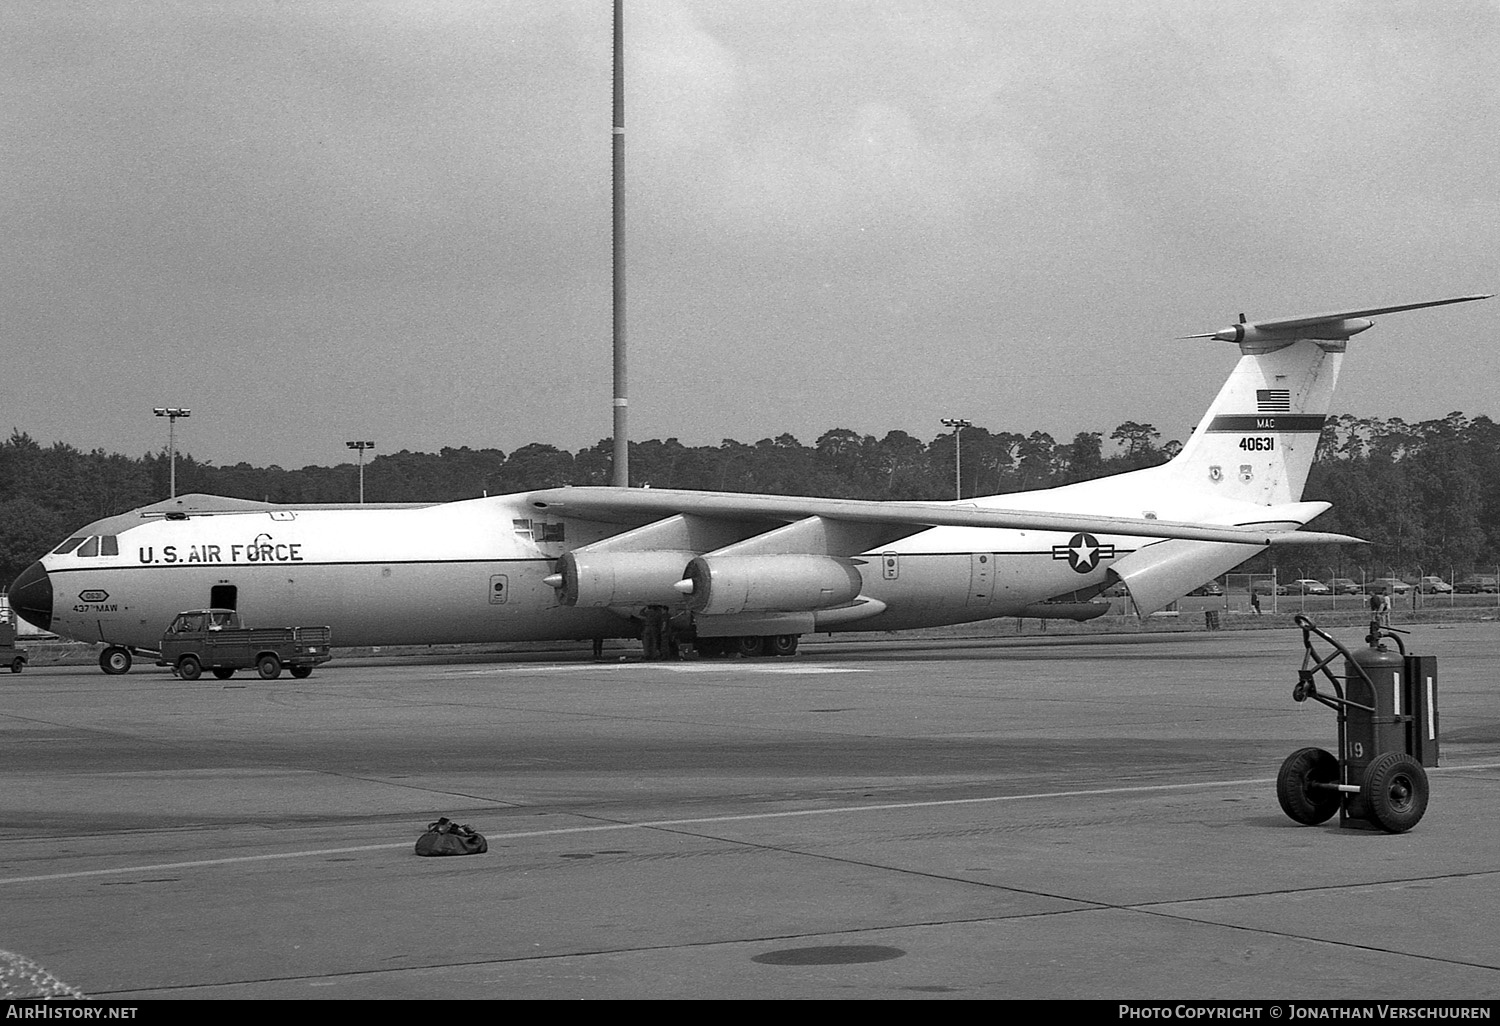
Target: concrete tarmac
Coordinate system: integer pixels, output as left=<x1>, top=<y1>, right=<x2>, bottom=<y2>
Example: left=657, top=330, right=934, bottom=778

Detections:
left=1, top=621, right=1498, bottom=1000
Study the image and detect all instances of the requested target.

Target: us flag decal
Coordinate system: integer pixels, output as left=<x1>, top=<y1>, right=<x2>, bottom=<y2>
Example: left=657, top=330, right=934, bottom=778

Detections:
left=1256, top=389, right=1291, bottom=413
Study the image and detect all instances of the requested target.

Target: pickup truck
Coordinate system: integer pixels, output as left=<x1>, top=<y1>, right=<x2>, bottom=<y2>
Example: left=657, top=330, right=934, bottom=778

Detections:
left=1, top=620, right=27, bottom=673
left=156, top=609, right=333, bottom=681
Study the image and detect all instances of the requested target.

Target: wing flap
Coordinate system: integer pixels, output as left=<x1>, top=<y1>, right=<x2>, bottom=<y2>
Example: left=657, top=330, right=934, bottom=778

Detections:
left=1109, top=539, right=1263, bottom=616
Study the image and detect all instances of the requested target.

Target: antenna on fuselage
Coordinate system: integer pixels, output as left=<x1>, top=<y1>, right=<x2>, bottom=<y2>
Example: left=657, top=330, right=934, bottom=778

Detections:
left=610, top=0, right=629, bottom=487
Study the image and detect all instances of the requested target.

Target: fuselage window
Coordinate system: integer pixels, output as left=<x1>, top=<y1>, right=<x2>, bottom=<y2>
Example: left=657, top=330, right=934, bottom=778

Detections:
left=538, top=522, right=565, bottom=542
left=52, top=537, right=87, bottom=555
left=512, top=519, right=533, bottom=538
left=77, top=537, right=99, bottom=557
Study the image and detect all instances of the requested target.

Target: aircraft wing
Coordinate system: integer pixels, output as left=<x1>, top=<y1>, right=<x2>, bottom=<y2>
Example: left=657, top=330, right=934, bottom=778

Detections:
left=525, top=487, right=1360, bottom=547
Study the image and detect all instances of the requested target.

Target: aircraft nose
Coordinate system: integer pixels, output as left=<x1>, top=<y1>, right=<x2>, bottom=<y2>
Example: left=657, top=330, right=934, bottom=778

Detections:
left=8, top=561, right=53, bottom=633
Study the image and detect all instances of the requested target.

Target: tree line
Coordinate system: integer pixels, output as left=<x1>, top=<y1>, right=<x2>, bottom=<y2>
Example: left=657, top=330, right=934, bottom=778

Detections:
left=2, top=413, right=1498, bottom=584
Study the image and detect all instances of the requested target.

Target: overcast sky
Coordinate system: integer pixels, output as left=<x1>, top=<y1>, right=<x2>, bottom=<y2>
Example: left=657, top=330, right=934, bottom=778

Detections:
left=3, top=0, right=1496, bottom=471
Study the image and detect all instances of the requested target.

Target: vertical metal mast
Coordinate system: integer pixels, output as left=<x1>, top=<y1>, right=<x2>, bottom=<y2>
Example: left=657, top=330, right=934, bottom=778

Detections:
left=610, top=0, right=629, bottom=487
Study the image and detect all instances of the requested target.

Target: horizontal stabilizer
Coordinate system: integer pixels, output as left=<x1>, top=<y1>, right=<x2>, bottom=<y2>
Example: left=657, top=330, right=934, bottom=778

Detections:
left=1180, top=294, right=1490, bottom=345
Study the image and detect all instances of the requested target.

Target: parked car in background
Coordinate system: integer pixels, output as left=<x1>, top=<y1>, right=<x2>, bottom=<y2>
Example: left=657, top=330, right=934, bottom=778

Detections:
left=1456, top=575, right=1499, bottom=594
left=1415, top=575, right=1453, bottom=594
left=1368, top=578, right=1411, bottom=595
left=1251, top=580, right=1289, bottom=596
left=1188, top=581, right=1224, bottom=596
left=1326, top=578, right=1363, bottom=594
left=1287, top=579, right=1331, bottom=595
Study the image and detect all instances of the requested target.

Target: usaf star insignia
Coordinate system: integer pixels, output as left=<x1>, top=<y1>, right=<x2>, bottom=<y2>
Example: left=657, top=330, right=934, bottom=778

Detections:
left=1052, top=532, right=1115, bottom=573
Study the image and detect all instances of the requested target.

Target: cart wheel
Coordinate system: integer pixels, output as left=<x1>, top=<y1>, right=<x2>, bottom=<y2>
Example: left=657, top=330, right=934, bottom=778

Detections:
left=177, top=655, right=202, bottom=681
left=212, top=667, right=235, bottom=680
left=257, top=654, right=282, bottom=680
left=1276, top=747, right=1341, bottom=825
left=1362, top=752, right=1429, bottom=833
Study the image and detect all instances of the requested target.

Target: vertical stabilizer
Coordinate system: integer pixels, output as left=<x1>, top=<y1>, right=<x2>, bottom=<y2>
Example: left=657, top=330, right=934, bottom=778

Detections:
left=1163, top=294, right=1489, bottom=505
left=1163, top=339, right=1342, bottom=505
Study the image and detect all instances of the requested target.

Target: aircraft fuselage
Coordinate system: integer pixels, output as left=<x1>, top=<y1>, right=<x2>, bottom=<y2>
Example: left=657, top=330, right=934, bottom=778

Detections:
left=30, top=491, right=1140, bottom=651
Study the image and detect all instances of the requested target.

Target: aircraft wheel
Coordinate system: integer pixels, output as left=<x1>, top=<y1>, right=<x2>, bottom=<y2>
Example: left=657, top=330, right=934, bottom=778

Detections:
left=768, top=634, right=800, bottom=657
left=177, top=655, right=203, bottom=681
left=289, top=666, right=312, bottom=679
left=257, top=654, right=282, bottom=680
left=1275, top=747, right=1341, bottom=825
left=1363, top=752, right=1429, bottom=834
left=10, top=657, right=24, bottom=673
left=100, top=646, right=132, bottom=675
left=212, top=667, right=235, bottom=680
left=693, top=637, right=728, bottom=659
left=735, top=635, right=768, bottom=658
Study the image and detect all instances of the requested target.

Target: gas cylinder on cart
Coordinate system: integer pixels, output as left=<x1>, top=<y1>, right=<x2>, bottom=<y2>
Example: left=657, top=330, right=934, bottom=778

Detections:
left=1342, top=634, right=1438, bottom=822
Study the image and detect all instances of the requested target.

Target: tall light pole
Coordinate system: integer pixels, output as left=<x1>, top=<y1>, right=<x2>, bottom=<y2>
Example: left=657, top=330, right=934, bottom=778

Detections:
left=346, top=441, right=375, bottom=503
left=940, top=418, right=972, bottom=500
left=610, top=0, right=629, bottom=487
left=154, top=407, right=190, bottom=498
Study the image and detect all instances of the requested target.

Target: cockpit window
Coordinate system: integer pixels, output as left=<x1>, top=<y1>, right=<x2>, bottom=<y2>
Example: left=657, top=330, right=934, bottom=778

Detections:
left=77, top=537, right=99, bottom=557
left=52, top=537, right=87, bottom=555
left=100, top=535, right=119, bottom=556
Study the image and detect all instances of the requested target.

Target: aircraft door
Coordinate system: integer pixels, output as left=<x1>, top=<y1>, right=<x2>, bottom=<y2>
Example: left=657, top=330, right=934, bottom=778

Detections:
left=211, top=585, right=238, bottom=610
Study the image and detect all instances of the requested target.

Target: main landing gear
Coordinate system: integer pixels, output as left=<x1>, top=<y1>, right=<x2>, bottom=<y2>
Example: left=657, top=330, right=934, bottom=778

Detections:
left=691, top=634, right=800, bottom=659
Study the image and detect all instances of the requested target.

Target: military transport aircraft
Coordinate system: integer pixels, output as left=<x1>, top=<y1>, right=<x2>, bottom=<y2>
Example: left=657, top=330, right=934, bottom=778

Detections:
left=6, top=294, right=1488, bottom=673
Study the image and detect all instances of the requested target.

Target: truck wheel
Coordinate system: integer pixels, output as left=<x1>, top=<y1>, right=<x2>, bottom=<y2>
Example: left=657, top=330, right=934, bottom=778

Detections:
left=289, top=666, right=312, bottom=679
left=10, top=657, right=24, bottom=673
left=1362, top=752, right=1429, bottom=833
left=1276, top=747, right=1341, bottom=825
left=177, top=655, right=202, bottom=681
left=100, top=646, right=132, bottom=675
left=212, top=667, right=235, bottom=680
left=257, top=654, right=282, bottom=680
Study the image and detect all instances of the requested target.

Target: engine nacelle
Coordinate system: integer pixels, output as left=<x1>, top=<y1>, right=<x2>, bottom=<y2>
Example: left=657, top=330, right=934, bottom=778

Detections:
left=679, top=554, right=863, bottom=616
left=554, top=550, right=696, bottom=607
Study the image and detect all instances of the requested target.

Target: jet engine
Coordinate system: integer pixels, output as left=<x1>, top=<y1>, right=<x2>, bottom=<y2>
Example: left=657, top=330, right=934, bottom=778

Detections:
left=676, top=554, right=862, bottom=616
left=551, top=550, right=697, bottom=607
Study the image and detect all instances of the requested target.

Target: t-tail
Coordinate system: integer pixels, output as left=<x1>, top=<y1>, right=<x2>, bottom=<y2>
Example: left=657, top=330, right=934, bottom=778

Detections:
left=1163, top=294, right=1491, bottom=505
left=1077, top=293, right=1490, bottom=615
